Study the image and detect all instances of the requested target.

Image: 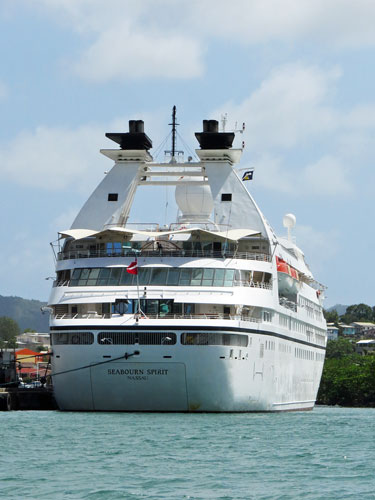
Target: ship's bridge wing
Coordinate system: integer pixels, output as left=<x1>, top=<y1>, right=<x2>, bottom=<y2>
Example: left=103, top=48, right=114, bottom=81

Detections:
left=58, top=227, right=261, bottom=242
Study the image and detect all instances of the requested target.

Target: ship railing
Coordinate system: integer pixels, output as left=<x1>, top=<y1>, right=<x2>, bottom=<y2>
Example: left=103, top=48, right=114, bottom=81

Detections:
left=53, top=312, right=262, bottom=322
left=57, top=249, right=271, bottom=262
left=233, top=280, right=272, bottom=290
left=279, top=297, right=297, bottom=312
left=53, top=279, right=272, bottom=289
left=55, top=312, right=111, bottom=320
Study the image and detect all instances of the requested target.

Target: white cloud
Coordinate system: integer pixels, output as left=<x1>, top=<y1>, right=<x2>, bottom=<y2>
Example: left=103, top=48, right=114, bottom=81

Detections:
left=302, top=156, right=353, bottom=196
left=249, top=153, right=353, bottom=198
left=52, top=208, right=81, bottom=231
left=25, top=0, right=375, bottom=83
left=0, top=124, right=106, bottom=191
left=0, top=109, right=175, bottom=192
left=31, top=0, right=203, bottom=82
left=249, top=154, right=295, bottom=194
left=215, top=63, right=340, bottom=151
left=72, top=25, right=203, bottom=82
left=294, top=224, right=339, bottom=276
left=188, top=0, right=375, bottom=48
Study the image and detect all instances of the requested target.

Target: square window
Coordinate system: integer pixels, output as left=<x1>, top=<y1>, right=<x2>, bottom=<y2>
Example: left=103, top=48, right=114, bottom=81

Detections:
left=190, top=269, right=203, bottom=286
left=108, top=193, right=118, bottom=201
left=150, top=268, right=168, bottom=285
left=138, top=268, right=151, bottom=285
left=179, top=269, right=191, bottom=286
left=167, top=268, right=180, bottom=285
left=221, top=193, right=232, bottom=201
left=213, top=269, right=225, bottom=286
left=119, top=270, right=134, bottom=285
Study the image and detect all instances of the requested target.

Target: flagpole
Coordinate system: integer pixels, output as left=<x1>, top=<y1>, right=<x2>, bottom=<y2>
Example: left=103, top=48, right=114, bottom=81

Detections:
left=136, top=257, right=141, bottom=318
left=127, top=254, right=144, bottom=321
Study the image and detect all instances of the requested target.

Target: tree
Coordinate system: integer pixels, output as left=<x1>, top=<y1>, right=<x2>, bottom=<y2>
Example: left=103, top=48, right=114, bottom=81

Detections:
left=325, top=338, right=355, bottom=359
left=317, top=355, right=375, bottom=406
left=0, top=316, right=20, bottom=348
left=324, top=309, right=339, bottom=323
left=340, top=303, right=373, bottom=324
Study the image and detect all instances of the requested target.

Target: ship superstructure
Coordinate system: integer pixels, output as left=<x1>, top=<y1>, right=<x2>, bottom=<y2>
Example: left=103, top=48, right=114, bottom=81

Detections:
left=48, top=111, right=327, bottom=411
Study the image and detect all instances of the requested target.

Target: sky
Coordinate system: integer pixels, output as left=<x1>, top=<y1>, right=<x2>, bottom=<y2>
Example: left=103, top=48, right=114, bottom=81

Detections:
left=0, top=0, right=374, bottom=308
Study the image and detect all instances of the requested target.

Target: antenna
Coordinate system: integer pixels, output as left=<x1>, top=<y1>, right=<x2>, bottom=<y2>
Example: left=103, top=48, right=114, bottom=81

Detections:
left=171, top=105, right=177, bottom=158
left=220, top=115, right=245, bottom=134
left=220, top=113, right=228, bottom=132
left=165, top=105, right=183, bottom=163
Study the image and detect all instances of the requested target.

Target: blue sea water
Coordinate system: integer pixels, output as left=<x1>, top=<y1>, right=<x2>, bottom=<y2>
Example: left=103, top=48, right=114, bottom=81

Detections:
left=1, top=406, right=374, bottom=500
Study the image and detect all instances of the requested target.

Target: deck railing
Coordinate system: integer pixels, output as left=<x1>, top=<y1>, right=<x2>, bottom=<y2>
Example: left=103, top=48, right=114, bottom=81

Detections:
left=53, top=279, right=272, bottom=290
left=53, top=312, right=262, bottom=322
left=57, top=249, right=271, bottom=262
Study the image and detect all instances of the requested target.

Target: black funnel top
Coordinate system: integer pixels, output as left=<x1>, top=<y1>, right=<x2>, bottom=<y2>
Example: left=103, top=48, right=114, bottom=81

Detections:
left=195, top=119, right=234, bottom=149
left=106, top=120, right=152, bottom=150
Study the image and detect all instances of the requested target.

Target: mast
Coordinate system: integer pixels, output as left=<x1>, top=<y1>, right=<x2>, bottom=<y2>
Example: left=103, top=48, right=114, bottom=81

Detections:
left=165, top=105, right=183, bottom=163
left=171, top=105, right=177, bottom=159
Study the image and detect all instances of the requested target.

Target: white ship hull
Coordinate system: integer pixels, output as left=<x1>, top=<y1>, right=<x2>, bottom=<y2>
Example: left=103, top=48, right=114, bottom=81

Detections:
left=51, top=321, right=325, bottom=412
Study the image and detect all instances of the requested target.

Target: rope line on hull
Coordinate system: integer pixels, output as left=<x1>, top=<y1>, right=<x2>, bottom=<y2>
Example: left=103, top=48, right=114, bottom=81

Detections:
left=0, top=351, right=139, bottom=387
left=50, top=350, right=139, bottom=378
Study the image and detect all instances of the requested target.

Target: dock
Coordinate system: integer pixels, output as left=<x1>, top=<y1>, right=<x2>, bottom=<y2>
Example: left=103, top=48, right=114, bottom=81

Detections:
left=0, top=387, right=57, bottom=411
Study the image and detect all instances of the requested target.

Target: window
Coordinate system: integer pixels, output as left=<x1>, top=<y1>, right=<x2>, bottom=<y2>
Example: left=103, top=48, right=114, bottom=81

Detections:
left=114, top=299, right=132, bottom=315
left=108, top=193, right=118, bottom=201
left=97, top=331, right=176, bottom=345
left=119, top=269, right=134, bottom=286
left=213, top=269, right=225, bottom=286
left=150, top=268, right=168, bottom=285
left=97, top=268, right=111, bottom=286
left=159, top=300, right=173, bottom=317
left=202, top=268, right=214, bottom=286
left=138, top=267, right=151, bottom=285
left=167, top=268, right=180, bottom=285
left=78, top=268, right=90, bottom=286
left=67, top=267, right=267, bottom=289
left=87, top=268, right=100, bottom=286
left=181, top=332, right=248, bottom=346
left=108, top=268, right=122, bottom=285
left=184, top=303, right=195, bottom=315
left=179, top=269, right=191, bottom=286
left=191, top=268, right=203, bottom=286
left=221, top=193, right=232, bottom=201
left=106, top=242, right=122, bottom=255
left=52, top=331, right=94, bottom=345
left=224, top=269, right=235, bottom=286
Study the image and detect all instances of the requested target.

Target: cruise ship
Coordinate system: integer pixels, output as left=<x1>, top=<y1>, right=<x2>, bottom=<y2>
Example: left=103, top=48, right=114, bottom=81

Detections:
left=48, top=109, right=327, bottom=412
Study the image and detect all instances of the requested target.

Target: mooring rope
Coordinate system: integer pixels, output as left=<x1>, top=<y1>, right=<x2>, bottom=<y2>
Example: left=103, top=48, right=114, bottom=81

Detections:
left=0, top=351, right=139, bottom=387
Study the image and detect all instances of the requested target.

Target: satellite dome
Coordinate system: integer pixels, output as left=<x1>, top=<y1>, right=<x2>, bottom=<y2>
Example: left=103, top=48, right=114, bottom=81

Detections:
left=283, top=213, right=296, bottom=229
left=175, top=183, right=214, bottom=223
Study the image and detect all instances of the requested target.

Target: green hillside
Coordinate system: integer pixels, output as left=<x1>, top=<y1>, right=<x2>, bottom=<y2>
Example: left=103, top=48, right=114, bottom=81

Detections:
left=0, top=295, right=49, bottom=332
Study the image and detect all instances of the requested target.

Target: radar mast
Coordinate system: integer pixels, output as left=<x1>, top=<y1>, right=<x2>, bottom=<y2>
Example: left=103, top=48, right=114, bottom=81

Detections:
left=165, top=105, right=183, bottom=163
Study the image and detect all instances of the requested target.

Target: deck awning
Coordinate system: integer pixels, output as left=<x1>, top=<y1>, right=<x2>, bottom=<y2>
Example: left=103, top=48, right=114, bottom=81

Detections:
left=58, top=227, right=261, bottom=242
left=58, top=229, right=99, bottom=240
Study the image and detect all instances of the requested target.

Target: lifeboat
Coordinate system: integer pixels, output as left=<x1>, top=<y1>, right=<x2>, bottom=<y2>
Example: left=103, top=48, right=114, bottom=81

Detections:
left=276, top=256, right=301, bottom=294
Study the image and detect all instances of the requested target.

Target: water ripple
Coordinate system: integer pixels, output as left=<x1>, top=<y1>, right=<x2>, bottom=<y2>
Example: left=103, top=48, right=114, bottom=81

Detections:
left=1, top=407, right=375, bottom=499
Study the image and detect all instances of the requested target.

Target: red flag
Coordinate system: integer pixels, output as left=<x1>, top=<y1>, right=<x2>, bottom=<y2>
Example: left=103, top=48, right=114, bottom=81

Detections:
left=126, top=260, right=138, bottom=275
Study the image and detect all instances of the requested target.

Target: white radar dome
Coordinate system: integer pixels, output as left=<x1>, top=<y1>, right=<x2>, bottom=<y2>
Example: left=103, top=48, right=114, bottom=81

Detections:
left=175, top=183, right=214, bottom=223
left=283, top=213, right=296, bottom=229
